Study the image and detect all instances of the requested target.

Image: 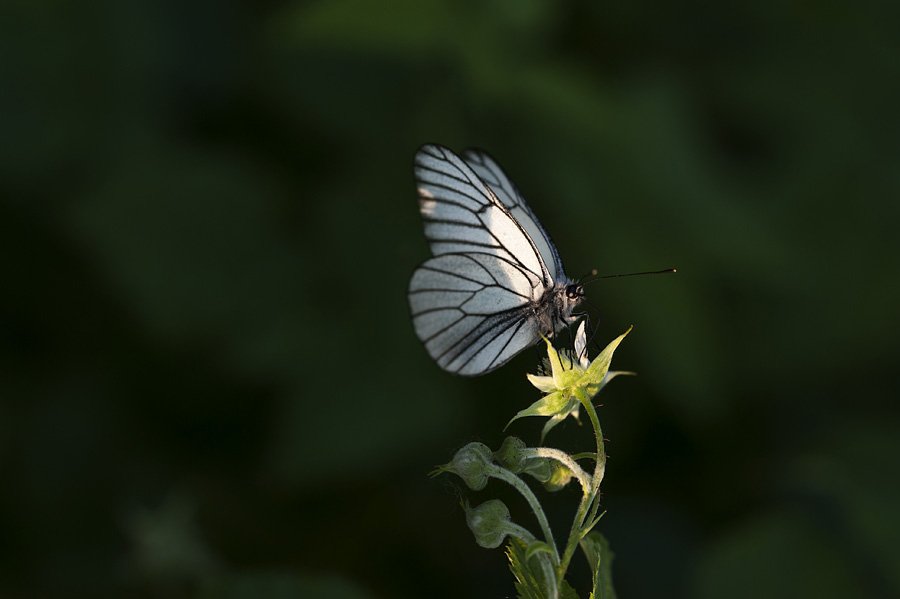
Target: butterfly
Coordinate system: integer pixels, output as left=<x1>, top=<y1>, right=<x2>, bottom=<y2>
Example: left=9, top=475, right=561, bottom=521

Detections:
left=408, top=144, right=585, bottom=376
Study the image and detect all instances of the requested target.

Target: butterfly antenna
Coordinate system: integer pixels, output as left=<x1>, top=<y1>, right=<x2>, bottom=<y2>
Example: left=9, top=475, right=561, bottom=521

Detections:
left=579, top=268, right=600, bottom=283
left=585, top=267, right=677, bottom=284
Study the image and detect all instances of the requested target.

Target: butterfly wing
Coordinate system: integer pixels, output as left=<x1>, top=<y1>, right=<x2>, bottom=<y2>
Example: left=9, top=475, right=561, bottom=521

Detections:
left=410, top=144, right=563, bottom=375
left=462, top=149, right=566, bottom=282
left=414, top=144, right=552, bottom=288
left=409, top=252, right=542, bottom=376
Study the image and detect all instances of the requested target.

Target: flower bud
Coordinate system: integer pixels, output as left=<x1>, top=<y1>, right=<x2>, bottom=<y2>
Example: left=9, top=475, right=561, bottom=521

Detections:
left=465, top=499, right=512, bottom=549
left=443, top=442, right=493, bottom=491
left=543, top=461, right=573, bottom=492
left=521, top=457, right=552, bottom=483
left=494, top=436, right=528, bottom=473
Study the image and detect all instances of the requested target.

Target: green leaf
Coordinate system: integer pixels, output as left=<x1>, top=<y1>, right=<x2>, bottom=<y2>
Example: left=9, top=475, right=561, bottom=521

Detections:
left=507, top=538, right=580, bottom=599
left=507, top=537, right=550, bottom=599
left=580, top=532, right=617, bottom=599
left=559, top=580, right=581, bottom=599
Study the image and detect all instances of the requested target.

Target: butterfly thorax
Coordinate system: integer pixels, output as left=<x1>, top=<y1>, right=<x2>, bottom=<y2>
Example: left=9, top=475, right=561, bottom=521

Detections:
left=534, top=279, right=584, bottom=336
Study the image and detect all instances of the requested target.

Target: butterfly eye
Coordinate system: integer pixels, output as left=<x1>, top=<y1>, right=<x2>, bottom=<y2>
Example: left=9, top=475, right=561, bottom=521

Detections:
left=565, top=284, right=583, bottom=300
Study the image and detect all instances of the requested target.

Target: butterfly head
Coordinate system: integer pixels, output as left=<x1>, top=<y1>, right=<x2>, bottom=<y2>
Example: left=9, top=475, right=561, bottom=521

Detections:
left=548, top=281, right=585, bottom=332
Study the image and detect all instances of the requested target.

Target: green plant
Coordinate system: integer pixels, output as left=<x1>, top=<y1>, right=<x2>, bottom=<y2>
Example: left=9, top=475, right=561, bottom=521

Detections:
left=433, top=322, right=632, bottom=598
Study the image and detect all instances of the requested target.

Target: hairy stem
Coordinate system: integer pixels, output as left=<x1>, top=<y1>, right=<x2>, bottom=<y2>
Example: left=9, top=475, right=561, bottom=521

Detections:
left=506, top=522, right=537, bottom=545
left=523, top=447, right=591, bottom=492
left=557, top=388, right=606, bottom=581
left=538, top=555, right=560, bottom=599
left=488, top=465, right=559, bottom=562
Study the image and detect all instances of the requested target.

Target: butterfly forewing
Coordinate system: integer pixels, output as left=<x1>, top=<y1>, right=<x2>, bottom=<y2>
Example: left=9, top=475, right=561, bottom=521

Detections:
left=414, top=145, right=551, bottom=286
left=463, top=150, right=565, bottom=282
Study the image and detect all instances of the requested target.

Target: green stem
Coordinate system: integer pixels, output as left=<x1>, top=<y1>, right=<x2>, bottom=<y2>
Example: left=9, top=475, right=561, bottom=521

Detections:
left=506, top=522, right=537, bottom=545
left=538, top=556, right=560, bottom=599
left=488, top=465, right=559, bottom=562
left=523, top=447, right=591, bottom=493
left=557, top=388, right=606, bottom=580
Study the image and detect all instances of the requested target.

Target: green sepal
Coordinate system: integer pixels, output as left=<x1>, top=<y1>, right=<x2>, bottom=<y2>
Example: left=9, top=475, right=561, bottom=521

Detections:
left=506, top=391, right=575, bottom=430
left=543, top=336, right=565, bottom=388
left=580, top=531, right=617, bottom=599
left=526, top=373, right=558, bottom=393
left=583, top=327, right=633, bottom=389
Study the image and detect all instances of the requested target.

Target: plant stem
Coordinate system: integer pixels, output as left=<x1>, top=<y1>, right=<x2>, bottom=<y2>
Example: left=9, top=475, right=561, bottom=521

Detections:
left=538, top=556, right=560, bottom=599
left=523, top=447, right=591, bottom=492
left=556, top=388, right=606, bottom=581
left=488, top=465, right=559, bottom=562
left=506, top=522, right=537, bottom=545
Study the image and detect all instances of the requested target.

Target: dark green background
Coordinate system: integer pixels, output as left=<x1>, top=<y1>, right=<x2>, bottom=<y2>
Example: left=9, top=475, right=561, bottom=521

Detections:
left=2, top=1, right=898, bottom=597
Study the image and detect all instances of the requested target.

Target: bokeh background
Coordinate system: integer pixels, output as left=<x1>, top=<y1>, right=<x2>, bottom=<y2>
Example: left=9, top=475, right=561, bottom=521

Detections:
left=2, top=1, right=899, bottom=597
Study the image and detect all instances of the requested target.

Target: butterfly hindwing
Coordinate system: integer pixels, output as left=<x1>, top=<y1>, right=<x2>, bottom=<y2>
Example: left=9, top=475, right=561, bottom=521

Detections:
left=409, top=252, right=543, bottom=375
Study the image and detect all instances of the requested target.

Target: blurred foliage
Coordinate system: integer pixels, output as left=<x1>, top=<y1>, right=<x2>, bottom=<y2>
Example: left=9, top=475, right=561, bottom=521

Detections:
left=1, top=0, right=898, bottom=597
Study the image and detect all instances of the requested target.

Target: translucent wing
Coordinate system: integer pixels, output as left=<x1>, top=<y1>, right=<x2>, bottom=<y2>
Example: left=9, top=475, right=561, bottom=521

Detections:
left=409, top=252, right=544, bottom=376
left=462, top=149, right=565, bottom=282
left=414, top=144, right=551, bottom=288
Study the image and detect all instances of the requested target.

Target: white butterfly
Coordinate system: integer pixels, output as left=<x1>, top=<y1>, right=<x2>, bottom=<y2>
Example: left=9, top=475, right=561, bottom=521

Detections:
left=408, top=144, right=585, bottom=376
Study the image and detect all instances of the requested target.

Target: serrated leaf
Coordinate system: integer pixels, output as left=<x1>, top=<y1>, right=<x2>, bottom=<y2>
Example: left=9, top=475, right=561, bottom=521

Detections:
left=507, top=538, right=579, bottom=599
left=507, top=537, right=550, bottom=599
left=580, top=532, right=617, bottom=599
left=559, top=580, right=580, bottom=599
